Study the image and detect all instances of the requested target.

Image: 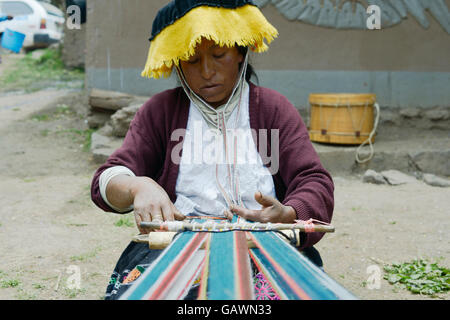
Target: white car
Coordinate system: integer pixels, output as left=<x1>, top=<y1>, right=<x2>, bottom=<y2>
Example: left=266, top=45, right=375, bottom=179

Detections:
left=0, top=0, right=64, bottom=50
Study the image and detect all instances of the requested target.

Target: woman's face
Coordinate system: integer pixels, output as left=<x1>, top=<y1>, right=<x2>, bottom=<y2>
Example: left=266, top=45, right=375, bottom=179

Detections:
left=179, top=39, right=244, bottom=108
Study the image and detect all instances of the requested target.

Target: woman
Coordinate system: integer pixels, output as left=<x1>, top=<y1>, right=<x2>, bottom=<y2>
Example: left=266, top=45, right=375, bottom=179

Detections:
left=91, top=0, right=334, bottom=300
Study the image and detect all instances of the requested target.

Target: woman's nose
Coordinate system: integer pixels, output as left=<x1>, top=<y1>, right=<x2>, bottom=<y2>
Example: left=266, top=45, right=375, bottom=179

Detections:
left=200, top=57, right=215, bottom=80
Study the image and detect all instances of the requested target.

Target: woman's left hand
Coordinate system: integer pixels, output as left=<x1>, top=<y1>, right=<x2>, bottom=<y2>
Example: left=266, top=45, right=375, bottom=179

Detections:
left=225, top=191, right=297, bottom=223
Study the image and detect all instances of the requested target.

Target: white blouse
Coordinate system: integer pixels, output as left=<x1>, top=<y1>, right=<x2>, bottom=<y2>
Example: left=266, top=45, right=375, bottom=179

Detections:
left=173, top=83, right=276, bottom=217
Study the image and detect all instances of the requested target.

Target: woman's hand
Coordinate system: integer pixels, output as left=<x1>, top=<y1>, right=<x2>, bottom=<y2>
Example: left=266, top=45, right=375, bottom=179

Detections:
left=131, top=177, right=185, bottom=234
left=107, top=175, right=185, bottom=234
left=224, top=191, right=297, bottom=223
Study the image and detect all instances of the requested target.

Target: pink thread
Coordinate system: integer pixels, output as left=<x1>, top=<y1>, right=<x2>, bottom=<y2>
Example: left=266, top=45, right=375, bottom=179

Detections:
left=304, top=220, right=315, bottom=233
left=295, top=218, right=330, bottom=233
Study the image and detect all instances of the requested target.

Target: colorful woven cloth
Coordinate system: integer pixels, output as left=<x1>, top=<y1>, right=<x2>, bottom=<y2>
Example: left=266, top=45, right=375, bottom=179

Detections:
left=254, top=273, right=280, bottom=300
left=117, top=218, right=356, bottom=300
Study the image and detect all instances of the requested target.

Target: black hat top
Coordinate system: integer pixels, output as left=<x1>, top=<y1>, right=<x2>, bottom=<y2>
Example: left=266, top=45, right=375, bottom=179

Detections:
left=150, top=0, right=256, bottom=41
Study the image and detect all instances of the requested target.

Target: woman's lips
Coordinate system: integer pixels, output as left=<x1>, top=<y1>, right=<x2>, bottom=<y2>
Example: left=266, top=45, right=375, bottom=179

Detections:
left=199, top=84, right=222, bottom=96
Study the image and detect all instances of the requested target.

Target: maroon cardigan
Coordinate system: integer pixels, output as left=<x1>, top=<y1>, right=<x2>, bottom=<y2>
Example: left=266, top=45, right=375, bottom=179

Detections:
left=91, top=83, right=334, bottom=249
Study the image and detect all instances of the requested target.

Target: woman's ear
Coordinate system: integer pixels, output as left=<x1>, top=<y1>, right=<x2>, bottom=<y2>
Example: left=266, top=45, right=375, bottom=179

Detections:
left=237, top=50, right=244, bottom=64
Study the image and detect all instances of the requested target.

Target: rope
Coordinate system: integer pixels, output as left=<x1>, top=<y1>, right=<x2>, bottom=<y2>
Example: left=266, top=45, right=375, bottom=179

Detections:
left=214, top=54, right=248, bottom=210
left=355, top=102, right=380, bottom=164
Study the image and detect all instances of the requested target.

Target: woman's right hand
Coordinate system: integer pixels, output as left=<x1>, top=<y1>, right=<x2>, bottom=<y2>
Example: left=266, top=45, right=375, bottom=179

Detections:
left=131, top=177, right=185, bottom=234
left=106, top=175, right=185, bottom=234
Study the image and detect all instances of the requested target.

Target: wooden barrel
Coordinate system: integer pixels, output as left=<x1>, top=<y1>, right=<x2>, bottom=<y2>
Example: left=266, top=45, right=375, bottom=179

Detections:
left=308, top=93, right=377, bottom=145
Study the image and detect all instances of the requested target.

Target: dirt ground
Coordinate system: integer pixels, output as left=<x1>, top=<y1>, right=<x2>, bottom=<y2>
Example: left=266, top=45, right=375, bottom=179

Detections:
left=0, top=76, right=448, bottom=300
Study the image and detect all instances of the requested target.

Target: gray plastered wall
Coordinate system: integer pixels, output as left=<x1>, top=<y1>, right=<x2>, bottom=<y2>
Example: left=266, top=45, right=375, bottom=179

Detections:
left=84, top=0, right=450, bottom=109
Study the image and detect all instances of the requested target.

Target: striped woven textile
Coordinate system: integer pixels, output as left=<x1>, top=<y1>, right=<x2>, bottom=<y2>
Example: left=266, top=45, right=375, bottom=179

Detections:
left=121, top=218, right=356, bottom=300
left=198, top=230, right=254, bottom=300
left=248, top=231, right=354, bottom=300
left=120, top=231, right=208, bottom=300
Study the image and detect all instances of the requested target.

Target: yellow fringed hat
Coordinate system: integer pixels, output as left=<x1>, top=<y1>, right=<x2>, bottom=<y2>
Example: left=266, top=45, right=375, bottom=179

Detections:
left=142, top=0, right=278, bottom=79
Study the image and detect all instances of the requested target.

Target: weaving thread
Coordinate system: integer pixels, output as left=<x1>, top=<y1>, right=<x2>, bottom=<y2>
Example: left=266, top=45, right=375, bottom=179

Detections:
left=120, top=231, right=208, bottom=300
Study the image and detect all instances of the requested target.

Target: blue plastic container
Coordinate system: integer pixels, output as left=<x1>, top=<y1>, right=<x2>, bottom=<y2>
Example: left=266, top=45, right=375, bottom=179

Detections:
left=1, top=28, right=26, bottom=53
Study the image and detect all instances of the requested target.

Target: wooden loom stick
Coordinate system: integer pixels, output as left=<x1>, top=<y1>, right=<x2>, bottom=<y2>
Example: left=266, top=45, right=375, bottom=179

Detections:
left=139, top=220, right=335, bottom=233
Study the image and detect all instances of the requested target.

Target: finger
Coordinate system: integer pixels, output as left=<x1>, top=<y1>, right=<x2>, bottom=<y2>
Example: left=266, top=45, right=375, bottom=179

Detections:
left=151, top=207, right=164, bottom=223
left=134, top=211, right=149, bottom=234
left=172, top=205, right=186, bottom=221
left=223, top=210, right=233, bottom=221
left=134, top=208, right=150, bottom=224
left=231, top=205, right=261, bottom=222
left=139, top=209, right=152, bottom=224
left=255, top=191, right=278, bottom=208
left=134, top=213, right=143, bottom=232
left=161, top=203, right=174, bottom=221
left=174, top=211, right=186, bottom=221
left=258, top=207, right=281, bottom=223
left=134, top=211, right=142, bottom=224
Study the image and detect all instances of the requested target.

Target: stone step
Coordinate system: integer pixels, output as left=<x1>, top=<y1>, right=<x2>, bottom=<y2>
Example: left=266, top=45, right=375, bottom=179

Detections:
left=313, top=137, right=450, bottom=177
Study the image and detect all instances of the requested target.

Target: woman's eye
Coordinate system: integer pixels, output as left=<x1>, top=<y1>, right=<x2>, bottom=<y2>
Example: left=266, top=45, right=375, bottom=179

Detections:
left=213, top=52, right=226, bottom=59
